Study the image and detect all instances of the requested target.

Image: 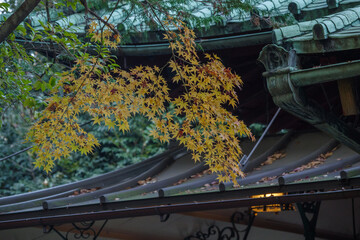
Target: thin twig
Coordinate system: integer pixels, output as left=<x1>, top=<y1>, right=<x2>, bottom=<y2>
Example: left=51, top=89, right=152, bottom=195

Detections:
left=45, top=0, right=57, bottom=64
left=80, top=0, right=120, bottom=36
left=0, top=120, right=93, bottom=162
left=100, top=0, right=121, bottom=31
left=0, top=146, right=33, bottom=162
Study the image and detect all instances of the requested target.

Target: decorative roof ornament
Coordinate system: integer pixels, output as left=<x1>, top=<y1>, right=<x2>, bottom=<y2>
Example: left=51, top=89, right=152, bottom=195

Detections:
left=258, top=44, right=360, bottom=155
left=257, top=44, right=299, bottom=74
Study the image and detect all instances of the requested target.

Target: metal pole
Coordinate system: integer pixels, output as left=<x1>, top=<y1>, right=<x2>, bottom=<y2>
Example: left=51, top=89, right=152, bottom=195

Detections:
left=240, top=107, right=281, bottom=166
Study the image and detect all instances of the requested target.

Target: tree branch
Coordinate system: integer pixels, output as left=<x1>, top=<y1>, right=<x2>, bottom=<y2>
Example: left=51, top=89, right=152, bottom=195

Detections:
left=0, top=120, right=93, bottom=163
left=0, top=146, right=33, bottom=162
left=0, top=0, right=41, bottom=44
left=79, top=0, right=120, bottom=36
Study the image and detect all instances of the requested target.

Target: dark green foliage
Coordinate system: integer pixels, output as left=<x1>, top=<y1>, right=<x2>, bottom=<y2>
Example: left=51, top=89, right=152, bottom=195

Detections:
left=0, top=111, right=166, bottom=196
left=0, top=107, right=41, bottom=196
left=249, top=123, right=266, bottom=137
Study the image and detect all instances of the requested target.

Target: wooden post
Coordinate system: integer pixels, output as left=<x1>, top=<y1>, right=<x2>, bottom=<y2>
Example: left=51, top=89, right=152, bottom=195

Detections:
left=337, top=79, right=358, bottom=116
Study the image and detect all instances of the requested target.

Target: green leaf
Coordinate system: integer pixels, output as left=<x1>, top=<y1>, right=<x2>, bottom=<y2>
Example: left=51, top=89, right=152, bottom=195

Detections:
left=24, top=98, right=35, bottom=107
left=67, top=0, right=79, bottom=11
left=34, top=81, right=42, bottom=90
left=49, top=77, right=57, bottom=88
left=0, top=3, right=10, bottom=11
left=41, top=82, right=46, bottom=92
left=8, top=33, right=15, bottom=41
left=16, top=25, right=27, bottom=36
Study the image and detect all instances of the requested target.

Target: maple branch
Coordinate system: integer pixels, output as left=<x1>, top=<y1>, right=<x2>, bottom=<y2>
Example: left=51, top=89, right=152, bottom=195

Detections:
left=0, top=146, right=32, bottom=162
left=59, top=61, right=99, bottom=122
left=0, top=0, right=41, bottom=44
left=103, top=0, right=121, bottom=26
left=79, top=0, right=120, bottom=36
left=146, top=1, right=189, bottom=94
left=0, top=120, right=93, bottom=162
left=174, top=55, right=199, bottom=66
left=114, top=4, right=134, bottom=30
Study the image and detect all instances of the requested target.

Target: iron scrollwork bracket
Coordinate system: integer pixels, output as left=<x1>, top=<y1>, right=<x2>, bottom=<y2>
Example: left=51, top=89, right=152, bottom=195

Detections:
left=43, top=219, right=108, bottom=240
left=297, top=201, right=321, bottom=240
left=155, top=207, right=170, bottom=222
left=184, top=211, right=256, bottom=240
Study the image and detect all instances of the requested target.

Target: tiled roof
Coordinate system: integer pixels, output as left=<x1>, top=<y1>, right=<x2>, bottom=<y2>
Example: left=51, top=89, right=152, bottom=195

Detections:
left=1, top=0, right=357, bottom=57
left=0, top=130, right=359, bottom=229
left=21, top=0, right=360, bottom=44
left=274, top=5, right=360, bottom=52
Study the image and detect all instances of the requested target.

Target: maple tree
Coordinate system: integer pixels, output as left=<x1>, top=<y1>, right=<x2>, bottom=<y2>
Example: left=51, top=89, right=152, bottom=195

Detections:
left=1, top=0, right=254, bottom=184
left=27, top=17, right=253, bottom=184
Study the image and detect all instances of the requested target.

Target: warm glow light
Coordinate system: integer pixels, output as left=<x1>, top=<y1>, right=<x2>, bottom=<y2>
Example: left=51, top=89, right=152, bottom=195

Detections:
left=250, top=193, right=294, bottom=213
left=251, top=193, right=284, bottom=198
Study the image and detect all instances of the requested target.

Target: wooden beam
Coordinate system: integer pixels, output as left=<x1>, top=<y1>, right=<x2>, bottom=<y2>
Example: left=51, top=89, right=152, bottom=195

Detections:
left=338, top=79, right=358, bottom=116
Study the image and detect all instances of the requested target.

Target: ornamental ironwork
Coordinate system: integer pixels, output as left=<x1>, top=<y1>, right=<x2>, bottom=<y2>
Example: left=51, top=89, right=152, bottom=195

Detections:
left=43, top=219, right=108, bottom=240
left=184, top=211, right=256, bottom=240
left=297, top=201, right=321, bottom=240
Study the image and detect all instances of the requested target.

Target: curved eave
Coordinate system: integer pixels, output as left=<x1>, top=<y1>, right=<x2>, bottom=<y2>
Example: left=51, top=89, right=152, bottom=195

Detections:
left=17, top=31, right=272, bottom=57
left=121, top=31, right=273, bottom=56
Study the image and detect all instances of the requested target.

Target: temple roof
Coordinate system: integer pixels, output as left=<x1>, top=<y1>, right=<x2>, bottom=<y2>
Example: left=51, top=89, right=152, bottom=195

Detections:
left=0, top=130, right=359, bottom=230
left=273, top=5, right=360, bottom=53
left=15, top=0, right=360, bottom=46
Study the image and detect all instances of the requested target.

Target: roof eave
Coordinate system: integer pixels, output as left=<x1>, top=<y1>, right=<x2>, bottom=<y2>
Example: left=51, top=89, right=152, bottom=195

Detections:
left=0, top=177, right=359, bottom=230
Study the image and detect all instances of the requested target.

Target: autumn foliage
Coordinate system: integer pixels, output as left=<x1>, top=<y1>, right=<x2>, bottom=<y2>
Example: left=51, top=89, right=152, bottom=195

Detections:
left=27, top=18, right=253, bottom=184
